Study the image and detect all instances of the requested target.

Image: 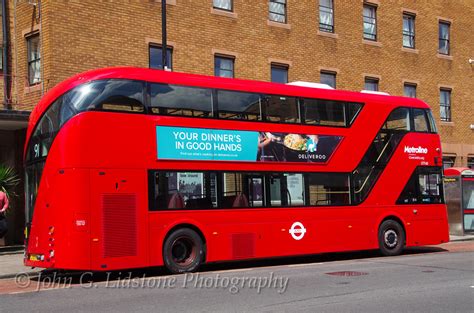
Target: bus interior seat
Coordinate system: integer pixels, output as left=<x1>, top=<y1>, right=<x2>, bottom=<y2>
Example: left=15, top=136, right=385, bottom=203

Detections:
left=168, top=192, right=185, bottom=209
left=233, top=193, right=249, bottom=207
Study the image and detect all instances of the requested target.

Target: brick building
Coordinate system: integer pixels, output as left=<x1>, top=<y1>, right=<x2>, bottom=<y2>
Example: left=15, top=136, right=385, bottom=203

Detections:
left=0, top=0, right=473, bottom=245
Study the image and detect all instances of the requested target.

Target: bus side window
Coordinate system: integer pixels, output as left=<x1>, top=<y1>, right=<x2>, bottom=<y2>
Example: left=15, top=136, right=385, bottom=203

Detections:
left=217, top=90, right=262, bottom=121
left=263, top=95, right=299, bottom=123
left=222, top=172, right=252, bottom=208
left=269, top=173, right=305, bottom=207
left=304, top=99, right=346, bottom=127
left=150, top=83, right=213, bottom=118
left=307, top=173, right=350, bottom=206
left=418, top=171, right=442, bottom=204
left=413, top=109, right=429, bottom=132
left=89, top=80, right=145, bottom=113
left=426, top=109, right=438, bottom=133
left=397, top=167, right=443, bottom=204
left=384, top=108, right=410, bottom=131
left=397, top=173, right=418, bottom=204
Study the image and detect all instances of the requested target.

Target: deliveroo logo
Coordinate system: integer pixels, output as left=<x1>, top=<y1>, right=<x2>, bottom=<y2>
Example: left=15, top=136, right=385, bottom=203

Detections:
left=307, top=137, right=317, bottom=153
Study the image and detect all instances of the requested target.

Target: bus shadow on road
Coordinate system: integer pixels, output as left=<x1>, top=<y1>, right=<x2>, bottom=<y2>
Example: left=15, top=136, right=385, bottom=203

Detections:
left=199, top=246, right=447, bottom=273
left=31, top=246, right=447, bottom=285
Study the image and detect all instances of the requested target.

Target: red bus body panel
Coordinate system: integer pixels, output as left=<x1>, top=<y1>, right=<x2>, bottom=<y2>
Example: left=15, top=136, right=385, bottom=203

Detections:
left=24, top=68, right=449, bottom=271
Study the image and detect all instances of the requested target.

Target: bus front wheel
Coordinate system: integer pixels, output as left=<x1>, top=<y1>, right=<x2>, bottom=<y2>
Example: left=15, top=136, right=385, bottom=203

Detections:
left=163, top=228, right=204, bottom=274
left=378, top=220, right=405, bottom=256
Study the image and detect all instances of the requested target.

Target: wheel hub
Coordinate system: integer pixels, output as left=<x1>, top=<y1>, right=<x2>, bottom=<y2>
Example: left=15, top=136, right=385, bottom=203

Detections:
left=384, top=230, right=398, bottom=248
left=171, top=236, right=196, bottom=266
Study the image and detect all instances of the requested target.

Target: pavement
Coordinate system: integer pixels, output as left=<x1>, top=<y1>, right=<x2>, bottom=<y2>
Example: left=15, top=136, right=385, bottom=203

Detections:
left=0, top=234, right=472, bottom=280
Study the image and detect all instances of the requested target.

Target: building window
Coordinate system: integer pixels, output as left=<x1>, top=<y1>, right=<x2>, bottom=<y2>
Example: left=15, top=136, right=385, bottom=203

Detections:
left=468, top=157, right=474, bottom=170
left=214, top=55, right=234, bottom=78
left=27, top=34, right=41, bottom=85
left=403, top=13, right=415, bottom=48
left=269, top=0, right=286, bottom=23
left=404, top=83, right=417, bottom=98
left=319, top=0, right=334, bottom=33
left=363, top=4, right=377, bottom=41
left=442, top=156, right=455, bottom=169
left=213, top=0, right=232, bottom=11
left=440, top=88, right=451, bottom=122
left=439, top=21, right=450, bottom=55
left=320, top=71, right=336, bottom=88
left=364, top=77, right=379, bottom=91
left=271, top=64, right=288, bottom=83
left=149, top=45, right=173, bottom=70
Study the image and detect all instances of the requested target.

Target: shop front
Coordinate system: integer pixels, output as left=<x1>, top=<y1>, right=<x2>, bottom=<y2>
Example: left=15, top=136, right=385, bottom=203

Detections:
left=0, top=110, right=29, bottom=246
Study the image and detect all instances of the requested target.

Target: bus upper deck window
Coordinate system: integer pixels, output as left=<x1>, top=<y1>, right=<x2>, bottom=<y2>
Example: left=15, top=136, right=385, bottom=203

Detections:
left=426, top=109, right=438, bottom=133
left=150, top=84, right=213, bottom=118
left=65, top=80, right=145, bottom=113
left=304, top=99, right=345, bottom=127
left=413, top=108, right=429, bottom=132
left=263, top=95, right=299, bottom=123
left=217, top=90, right=262, bottom=121
left=384, top=108, right=410, bottom=131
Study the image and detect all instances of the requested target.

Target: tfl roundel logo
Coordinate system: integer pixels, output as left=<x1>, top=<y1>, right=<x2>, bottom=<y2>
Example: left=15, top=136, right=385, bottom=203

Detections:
left=289, top=222, right=307, bottom=240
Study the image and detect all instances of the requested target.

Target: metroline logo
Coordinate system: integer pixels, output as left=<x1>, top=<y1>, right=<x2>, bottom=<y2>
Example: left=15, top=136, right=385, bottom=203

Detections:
left=404, top=146, right=428, bottom=154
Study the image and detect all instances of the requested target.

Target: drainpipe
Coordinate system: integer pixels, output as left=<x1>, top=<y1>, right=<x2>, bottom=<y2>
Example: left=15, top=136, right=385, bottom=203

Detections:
left=2, top=0, right=10, bottom=109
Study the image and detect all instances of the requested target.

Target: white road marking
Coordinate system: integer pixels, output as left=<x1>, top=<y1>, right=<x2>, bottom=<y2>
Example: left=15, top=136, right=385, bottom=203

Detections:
left=287, top=262, right=324, bottom=268
left=210, top=268, right=254, bottom=274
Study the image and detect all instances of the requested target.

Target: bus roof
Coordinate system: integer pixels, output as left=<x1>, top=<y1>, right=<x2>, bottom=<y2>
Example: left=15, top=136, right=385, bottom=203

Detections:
left=27, top=66, right=430, bottom=142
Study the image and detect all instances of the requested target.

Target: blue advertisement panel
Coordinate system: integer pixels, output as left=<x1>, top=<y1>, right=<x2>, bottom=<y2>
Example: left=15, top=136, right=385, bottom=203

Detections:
left=156, top=126, right=343, bottom=163
left=156, top=126, right=259, bottom=162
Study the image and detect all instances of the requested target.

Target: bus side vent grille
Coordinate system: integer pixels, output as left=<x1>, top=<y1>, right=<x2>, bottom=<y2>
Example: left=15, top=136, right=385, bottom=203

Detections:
left=102, top=194, right=137, bottom=258
left=231, top=233, right=256, bottom=259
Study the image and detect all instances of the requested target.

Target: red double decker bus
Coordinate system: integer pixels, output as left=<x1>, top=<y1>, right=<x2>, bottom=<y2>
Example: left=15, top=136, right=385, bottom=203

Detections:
left=24, top=67, right=449, bottom=273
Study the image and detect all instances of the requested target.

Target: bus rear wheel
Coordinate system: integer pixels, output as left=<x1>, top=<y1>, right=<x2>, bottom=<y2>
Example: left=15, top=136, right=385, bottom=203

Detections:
left=163, top=228, right=204, bottom=274
left=378, top=220, right=405, bottom=256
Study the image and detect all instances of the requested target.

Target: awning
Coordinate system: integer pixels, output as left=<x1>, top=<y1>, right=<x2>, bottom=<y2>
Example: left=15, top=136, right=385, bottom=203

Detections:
left=0, top=110, right=29, bottom=130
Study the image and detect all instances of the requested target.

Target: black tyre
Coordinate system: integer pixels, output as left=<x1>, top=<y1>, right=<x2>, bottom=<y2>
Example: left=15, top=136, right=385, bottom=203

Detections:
left=163, top=228, right=204, bottom=274
left=378, top=220, right=405, bottom=256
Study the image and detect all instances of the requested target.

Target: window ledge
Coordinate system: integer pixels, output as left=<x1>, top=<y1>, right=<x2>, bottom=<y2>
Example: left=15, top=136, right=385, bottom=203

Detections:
left=153, top=0, right=176, bottom=5
left=211, top=8, right=237, bottom=19
left=317, top=30, right=339, bottom=39
left=437, top=53, right=453, bottom=60
left=362, top=39, right=382, bottom=47
left=401, top=47, right=419, bottom=54
left=440, top=121, right=454, bottom=126
left=267, top=20, right=291, bottom=30
left=24, top=83, right=42, bottom=94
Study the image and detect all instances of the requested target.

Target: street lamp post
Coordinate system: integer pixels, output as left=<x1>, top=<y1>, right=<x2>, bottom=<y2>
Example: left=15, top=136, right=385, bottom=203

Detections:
left=161, top=0, right=168, bottom=70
